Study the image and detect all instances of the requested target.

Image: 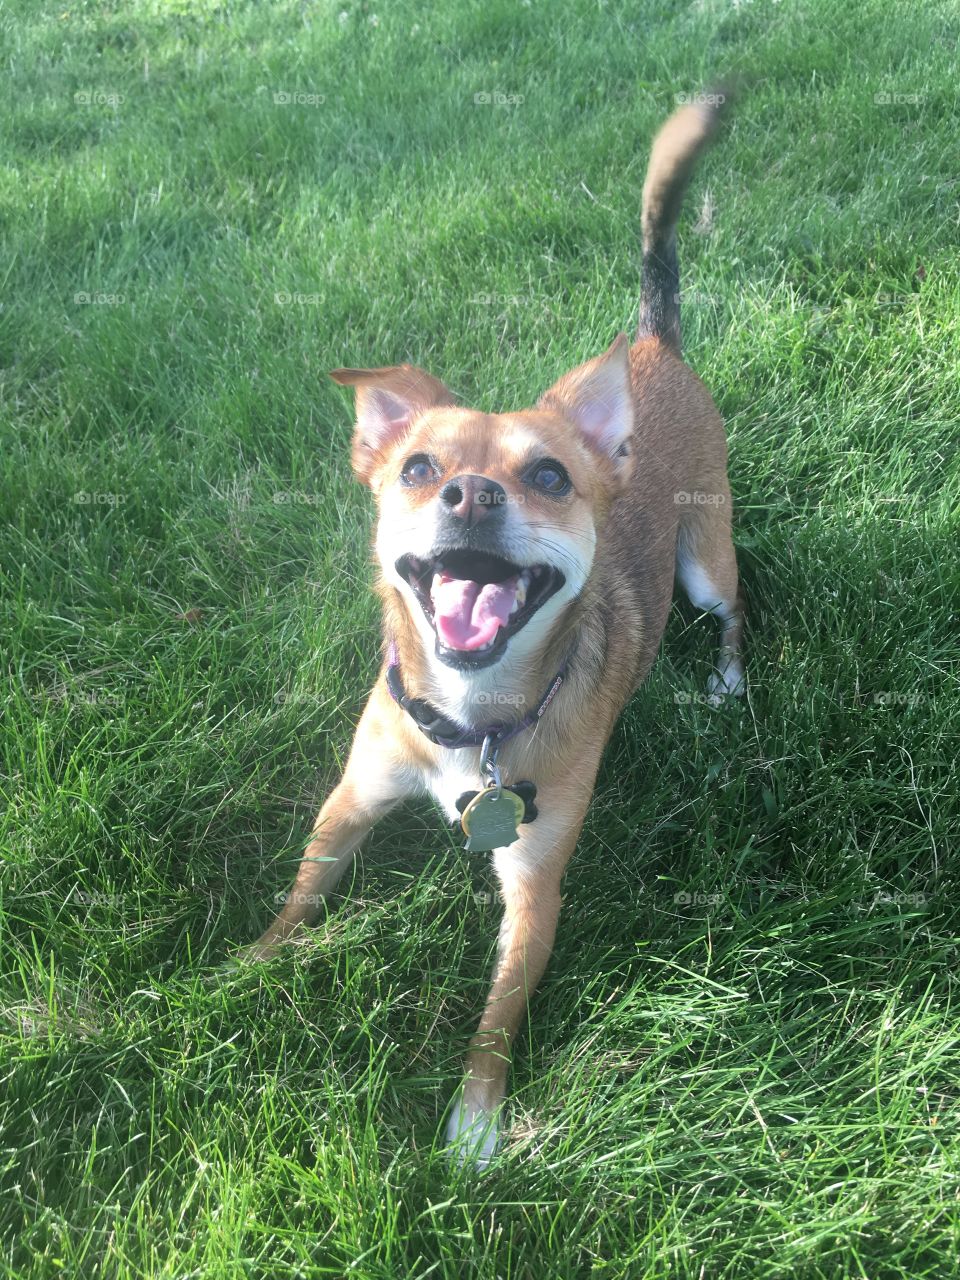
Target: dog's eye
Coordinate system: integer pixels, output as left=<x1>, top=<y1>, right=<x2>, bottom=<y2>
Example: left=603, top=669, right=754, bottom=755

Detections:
left=528, top=460, right=571, bottom=495
left=401, top=455, right=438, bottom=486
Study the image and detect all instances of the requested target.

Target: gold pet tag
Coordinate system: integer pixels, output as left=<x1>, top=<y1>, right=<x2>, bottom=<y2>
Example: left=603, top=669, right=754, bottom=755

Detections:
left=460, top=786, right=526, bottom=852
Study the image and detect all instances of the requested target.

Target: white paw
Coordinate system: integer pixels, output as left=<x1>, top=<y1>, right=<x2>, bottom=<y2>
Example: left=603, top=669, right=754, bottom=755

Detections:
left=706, top=660, right=745, bottom=706
left=443, top=1093, right=500, bottom=1169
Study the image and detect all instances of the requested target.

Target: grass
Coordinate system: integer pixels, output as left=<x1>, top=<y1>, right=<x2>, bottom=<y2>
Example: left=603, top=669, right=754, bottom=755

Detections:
left=2, top=0, right=959, bottom=1274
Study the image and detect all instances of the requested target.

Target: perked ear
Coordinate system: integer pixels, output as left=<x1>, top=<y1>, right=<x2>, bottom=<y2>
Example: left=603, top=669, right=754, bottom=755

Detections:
left=329, top=363, right=456, bottom=484
left=537, top=333, right=634, bottom=467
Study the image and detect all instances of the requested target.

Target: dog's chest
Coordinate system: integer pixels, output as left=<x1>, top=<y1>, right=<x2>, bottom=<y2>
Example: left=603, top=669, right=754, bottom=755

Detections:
left=424, top=749, right=484, bottom=825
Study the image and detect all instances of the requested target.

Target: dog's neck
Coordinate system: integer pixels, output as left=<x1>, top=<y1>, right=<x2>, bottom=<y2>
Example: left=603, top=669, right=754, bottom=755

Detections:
left=382, top=587, right=581, bottom=733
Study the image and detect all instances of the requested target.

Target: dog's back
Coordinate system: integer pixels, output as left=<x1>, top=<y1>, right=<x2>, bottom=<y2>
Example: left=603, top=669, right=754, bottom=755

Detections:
left=583, top=96, right=744, bottom=697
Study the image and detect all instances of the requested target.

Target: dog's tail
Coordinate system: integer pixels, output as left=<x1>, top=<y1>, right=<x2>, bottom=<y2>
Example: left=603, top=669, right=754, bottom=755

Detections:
left=637, top=90, right=732, bottom=355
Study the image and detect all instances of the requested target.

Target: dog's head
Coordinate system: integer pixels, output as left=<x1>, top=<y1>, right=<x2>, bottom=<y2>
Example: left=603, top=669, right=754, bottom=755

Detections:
left=331, top=334, right=634, bottom=672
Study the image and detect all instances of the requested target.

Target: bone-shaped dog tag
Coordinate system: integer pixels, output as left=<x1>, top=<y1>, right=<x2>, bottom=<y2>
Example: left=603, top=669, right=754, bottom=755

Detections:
left=460, top=786, right=525, bottom=852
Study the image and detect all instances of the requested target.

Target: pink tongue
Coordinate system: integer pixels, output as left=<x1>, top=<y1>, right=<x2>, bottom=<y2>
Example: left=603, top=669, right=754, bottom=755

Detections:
left=431, top=573, right=519, bottom=651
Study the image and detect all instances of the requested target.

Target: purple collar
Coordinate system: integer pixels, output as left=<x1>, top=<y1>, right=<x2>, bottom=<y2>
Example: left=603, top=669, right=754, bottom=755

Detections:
left=385, top=641, right=567, bottom=750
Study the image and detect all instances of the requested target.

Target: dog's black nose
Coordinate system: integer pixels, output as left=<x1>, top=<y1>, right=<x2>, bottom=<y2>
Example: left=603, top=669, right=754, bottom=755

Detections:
left=439, top=474, right=506, bottom=525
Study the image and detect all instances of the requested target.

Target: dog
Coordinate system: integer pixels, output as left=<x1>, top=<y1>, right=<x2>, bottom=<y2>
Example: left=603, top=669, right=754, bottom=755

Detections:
left=247, top=96, right=745, bottom=1166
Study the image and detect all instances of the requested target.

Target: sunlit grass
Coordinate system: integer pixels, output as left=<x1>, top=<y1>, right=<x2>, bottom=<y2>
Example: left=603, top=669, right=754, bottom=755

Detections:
left=1, top=0, right=959, bottom=1275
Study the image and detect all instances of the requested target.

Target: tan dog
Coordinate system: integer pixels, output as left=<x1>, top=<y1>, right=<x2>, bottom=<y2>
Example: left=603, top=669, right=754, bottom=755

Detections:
left=249, top=97, right=745, bottom=1165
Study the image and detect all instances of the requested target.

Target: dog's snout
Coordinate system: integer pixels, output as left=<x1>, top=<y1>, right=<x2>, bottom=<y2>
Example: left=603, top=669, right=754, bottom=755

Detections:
left=439, top=474, right=506, bottom=525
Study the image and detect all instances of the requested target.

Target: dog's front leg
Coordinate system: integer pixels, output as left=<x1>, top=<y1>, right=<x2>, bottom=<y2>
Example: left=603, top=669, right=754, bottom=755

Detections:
left=245, top=695, right=414, bottom=960
left=444, top=799, right=589, bottom=1167
left=246, top=780, right=384, bottom=958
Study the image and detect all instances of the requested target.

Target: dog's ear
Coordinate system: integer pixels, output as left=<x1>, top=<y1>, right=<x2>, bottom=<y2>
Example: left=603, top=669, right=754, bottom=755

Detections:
left=537, top=333, right=633, bottom=473
left=329, top=364, right=456, bottom=485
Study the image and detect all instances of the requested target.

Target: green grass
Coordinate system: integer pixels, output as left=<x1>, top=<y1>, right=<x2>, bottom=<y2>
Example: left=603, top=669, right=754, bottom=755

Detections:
left=2, top=0, right=959, bottom=1274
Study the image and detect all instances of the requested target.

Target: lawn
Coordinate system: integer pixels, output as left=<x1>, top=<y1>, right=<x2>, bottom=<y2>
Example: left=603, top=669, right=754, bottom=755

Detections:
left=2, top=0, right=959, bottom=1275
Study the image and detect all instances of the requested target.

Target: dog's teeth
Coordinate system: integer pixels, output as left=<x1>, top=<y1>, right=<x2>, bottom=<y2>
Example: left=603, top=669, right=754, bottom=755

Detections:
left=510, top=571, right=530, bottom=615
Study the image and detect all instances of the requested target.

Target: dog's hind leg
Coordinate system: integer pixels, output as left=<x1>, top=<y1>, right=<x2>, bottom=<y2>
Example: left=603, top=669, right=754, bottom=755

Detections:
left=675, top=490, right=746, bottom=701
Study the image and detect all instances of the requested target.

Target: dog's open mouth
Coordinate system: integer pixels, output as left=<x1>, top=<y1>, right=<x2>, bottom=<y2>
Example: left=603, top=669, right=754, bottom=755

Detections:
left=396, top=550, right=565, bottom=668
